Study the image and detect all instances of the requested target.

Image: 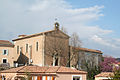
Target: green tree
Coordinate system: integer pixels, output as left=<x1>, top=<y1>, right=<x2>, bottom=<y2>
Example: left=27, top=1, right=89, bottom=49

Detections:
left=68, top=32, right=82, bottom=68
left=17, top=72, right=31, bottom=80
left=84, top=61, right=101, bottom=80
left=110, top=67, right=120, bottom=80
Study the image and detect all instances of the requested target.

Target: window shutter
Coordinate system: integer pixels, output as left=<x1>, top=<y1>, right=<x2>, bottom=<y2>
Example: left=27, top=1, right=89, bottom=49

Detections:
left=51, top=77, right=55, bottom=80
left=7, top=50, right=9, bottom=55
left=2, top=50, right=4, bottom=55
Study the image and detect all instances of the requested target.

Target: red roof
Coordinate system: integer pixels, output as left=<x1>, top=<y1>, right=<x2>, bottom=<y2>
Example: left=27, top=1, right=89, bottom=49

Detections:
left=0, top=40, right=14, bottom=47
left=0, top=66, right=87, bottom=74
left=95, top=72, right=113, bottom=77
left=72, top=47, right=102, bottom=54
left=12, top=30, right=70, bottom=41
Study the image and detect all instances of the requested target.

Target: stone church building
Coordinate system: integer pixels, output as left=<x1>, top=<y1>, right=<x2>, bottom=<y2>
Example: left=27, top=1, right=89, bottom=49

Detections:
left=0, top=22, right=103, bottom=70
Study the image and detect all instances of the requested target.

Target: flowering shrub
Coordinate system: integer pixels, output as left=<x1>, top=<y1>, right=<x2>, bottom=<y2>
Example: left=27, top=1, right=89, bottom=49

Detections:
left=110, top=67, right=120, bottom=80
left=100, top=56, right=118, bottom=72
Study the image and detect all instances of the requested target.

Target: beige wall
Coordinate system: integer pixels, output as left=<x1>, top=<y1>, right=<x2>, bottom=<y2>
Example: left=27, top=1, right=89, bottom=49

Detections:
left=13, top=30, right=69, bottom=67
left=56, top=73, right=86, bottom=80
left=95, top=77, right=111, bottom=80
left=0, top=46, right=14, bottom=67
left=45, top=30, right=69, bottom=66
left=0, top=73, right=17, bottom=80
left=13, top=35, right=45, bottom=66
left=0, top=29, right=69, bottom=67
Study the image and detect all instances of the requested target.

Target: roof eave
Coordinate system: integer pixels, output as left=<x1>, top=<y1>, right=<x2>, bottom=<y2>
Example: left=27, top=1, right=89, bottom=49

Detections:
left=12, top=30, right=55, bottom=41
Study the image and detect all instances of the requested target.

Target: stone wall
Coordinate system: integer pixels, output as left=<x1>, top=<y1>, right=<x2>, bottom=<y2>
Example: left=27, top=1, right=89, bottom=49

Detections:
left=44, top=30, right=69, bottom=66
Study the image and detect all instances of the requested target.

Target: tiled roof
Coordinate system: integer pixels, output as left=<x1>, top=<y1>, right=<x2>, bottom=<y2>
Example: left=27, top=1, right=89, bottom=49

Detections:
left=18, top=66, right=48, bottom=73
left=0, top=40, right=14, bottom=47
left=0, top=66, right=87, bottom=74
left=0, top=66, right=25, bottom=73
left=12, top=30, right=54, bottom=41
left=117, top=62, right=120, bottom=65
left=73, top=47, right=102, bottom=54
left=57, top=66, right=86, bottom=74
left=12, top=30, right=69, bottom=41
left=95, top=72, right=113, bottom=77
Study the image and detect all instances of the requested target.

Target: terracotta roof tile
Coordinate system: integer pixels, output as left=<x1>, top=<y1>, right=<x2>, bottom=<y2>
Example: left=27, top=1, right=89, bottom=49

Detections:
left=45, top=66, right=60, bottom=73
left=12, top=30, right=55, bottom=41
left=117, top=62, right=120, bottom=65
left=95, top=72, right=113, bottom=77
left=18, top=66, right=48, bottom=73
left=0, top=40, right=14, bottom=47
left=73, top=47, right=102, bottom=54
left=12, top=29, right=69, bottom=41
left=0, top=66, right=87, bottom=74
left=57, top=66, right=87, bottom=74
left=0, top=66, right=25, bottom=73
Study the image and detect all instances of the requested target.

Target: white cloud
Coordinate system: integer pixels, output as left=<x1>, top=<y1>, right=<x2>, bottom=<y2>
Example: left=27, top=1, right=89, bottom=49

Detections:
left=29, top=0, right=71, bottom=11
left=0, top=0, right=107, bottom=38
left=115, top=38, right=120, bottom=42
left=89, top=35, right=120, bottom=57
left=29, top=0, right=49, bottom=11
left=0, top=0, right=119, bottom=57
left=91, top=35, right=120, bottom=49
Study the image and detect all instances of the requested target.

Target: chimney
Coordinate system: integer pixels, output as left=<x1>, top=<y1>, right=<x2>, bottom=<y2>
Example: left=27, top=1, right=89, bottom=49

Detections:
left=18, top=35, right=27, bottom=38
left=54, top=22, right=59, bottom=30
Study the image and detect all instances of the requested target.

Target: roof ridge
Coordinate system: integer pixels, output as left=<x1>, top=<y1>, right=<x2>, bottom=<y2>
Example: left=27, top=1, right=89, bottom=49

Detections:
left=56, top=66, right=61, bottom=73
left=12, top=30, right=55, bottom=41
left=71, top=46, right=103, bottom=54
left=59, top=30, right=70, bottom=38
left=12, top=29, right=70, bottom=41
left=44, top=66, right=50, bottom=73
left=17, top=66, right=27, bottom=72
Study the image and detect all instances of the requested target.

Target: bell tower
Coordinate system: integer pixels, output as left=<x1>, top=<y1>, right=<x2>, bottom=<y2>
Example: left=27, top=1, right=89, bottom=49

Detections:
left=54, top=22, right=59, bottom=30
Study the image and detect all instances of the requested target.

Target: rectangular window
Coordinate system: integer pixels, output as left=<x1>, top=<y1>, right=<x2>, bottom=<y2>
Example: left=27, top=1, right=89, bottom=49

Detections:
left=3, top=50, right=8, bottom=55
left=26, top=44, right=28, bottom=53
left=20, top=47, right=23, bottom=53
left=4, top=50, right=6, bottom=55
left=3, top=50, right=6, bottom=55
left=72, top=75, right=81, bottom=80
left=2, top=59, right=7, bottom=63
left=36, top=42, right=38, bottom=51
left=2, top=76, right=6, bottom=80
left=17, top=46, right=19, bottom=54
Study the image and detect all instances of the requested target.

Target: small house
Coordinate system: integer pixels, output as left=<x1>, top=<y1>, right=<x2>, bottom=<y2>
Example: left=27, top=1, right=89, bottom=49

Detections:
left=0, top=65, right=87, bottom=80
left=95, top=72, right=113, bottom=80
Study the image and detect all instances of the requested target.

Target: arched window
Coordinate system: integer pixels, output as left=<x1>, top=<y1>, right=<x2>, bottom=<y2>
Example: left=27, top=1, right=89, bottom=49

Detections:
left=55, top=58, right=58, bottom=66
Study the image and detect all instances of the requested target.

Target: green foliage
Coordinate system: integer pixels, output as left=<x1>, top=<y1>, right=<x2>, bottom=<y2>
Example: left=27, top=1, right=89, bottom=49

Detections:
left=110, top=67, right=120, bottom=80
left=84, top=62, right=101, bottom=80
left=18, top=72, right=31, bottom=80
left=0, top=67, right=5, bottom=71
left=24, top=72, right=31, bottom=80
left=0, top=63, right=10, bottom=71
left=87, top=66, right=101, bottom=80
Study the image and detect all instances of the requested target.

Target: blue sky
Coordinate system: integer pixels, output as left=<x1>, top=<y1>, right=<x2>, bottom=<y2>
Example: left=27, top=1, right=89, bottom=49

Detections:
left=0, top=0, right=120, bottom=57
left=68, top=0, right=120, bottom=38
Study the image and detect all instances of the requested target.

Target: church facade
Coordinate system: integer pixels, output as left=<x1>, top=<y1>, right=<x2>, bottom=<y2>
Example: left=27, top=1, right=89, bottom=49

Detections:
left=0, top=22, right=103, bottom=70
